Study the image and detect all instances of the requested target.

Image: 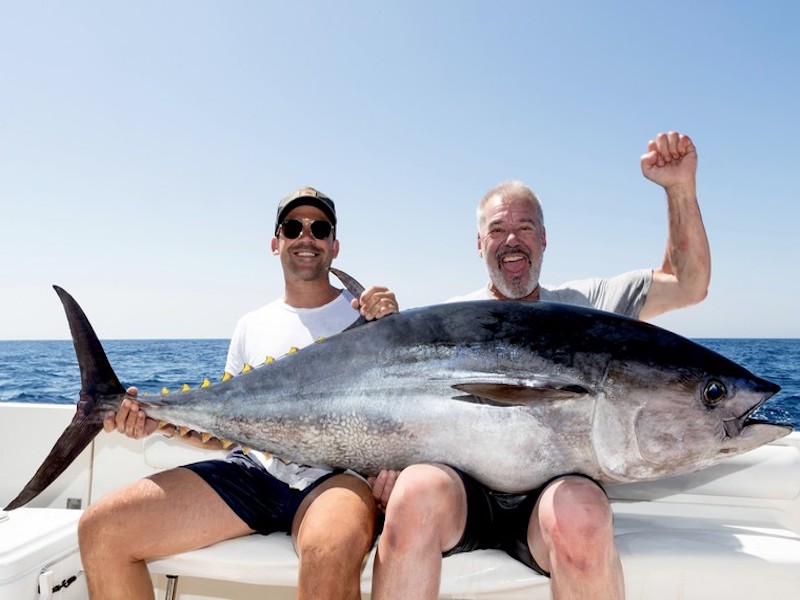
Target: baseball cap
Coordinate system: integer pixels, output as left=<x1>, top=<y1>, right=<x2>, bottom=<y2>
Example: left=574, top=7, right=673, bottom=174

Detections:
left=275, top=187, right=337, bottom=235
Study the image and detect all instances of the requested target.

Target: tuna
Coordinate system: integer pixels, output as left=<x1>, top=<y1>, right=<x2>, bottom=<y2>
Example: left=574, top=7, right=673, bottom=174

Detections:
left=4, top=274, right=791, bottom=510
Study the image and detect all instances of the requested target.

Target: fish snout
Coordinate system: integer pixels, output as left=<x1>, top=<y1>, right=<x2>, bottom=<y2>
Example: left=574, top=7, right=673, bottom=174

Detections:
left=759, top=378, right=781, bottom=398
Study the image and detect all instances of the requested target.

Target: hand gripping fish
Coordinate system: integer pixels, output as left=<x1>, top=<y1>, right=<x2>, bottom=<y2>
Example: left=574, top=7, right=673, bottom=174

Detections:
left=4, top=270, right=791, bottom=510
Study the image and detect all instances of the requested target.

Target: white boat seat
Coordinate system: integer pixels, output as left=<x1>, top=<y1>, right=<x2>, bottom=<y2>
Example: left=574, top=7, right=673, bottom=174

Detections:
left=145, top=438, right=800, bottom=599
left=148, top=506, right=800, bottom=600
left=142, top=433, right=547, bottom=599
left=147, top=535, right=548, bottom=600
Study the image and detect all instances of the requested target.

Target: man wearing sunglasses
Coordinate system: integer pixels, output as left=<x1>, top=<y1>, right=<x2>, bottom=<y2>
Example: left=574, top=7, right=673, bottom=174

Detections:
left=79, top=186, right=399, bottom=600
left=371, top=131, right=711, bottom=599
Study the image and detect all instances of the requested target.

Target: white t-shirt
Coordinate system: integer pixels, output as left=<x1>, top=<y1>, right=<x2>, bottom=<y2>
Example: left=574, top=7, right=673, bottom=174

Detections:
left=224, top=289, right=358, bottom=490
left=449, top=269, right=652, bottom=318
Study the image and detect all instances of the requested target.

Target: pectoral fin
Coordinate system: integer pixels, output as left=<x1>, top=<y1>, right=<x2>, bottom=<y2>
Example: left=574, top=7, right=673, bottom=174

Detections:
left=452, top=380, right=589, bottom=407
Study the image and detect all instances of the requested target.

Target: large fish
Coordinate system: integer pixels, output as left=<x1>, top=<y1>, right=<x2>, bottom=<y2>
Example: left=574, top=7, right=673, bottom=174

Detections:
left=4, top=273, right=791, bottom=510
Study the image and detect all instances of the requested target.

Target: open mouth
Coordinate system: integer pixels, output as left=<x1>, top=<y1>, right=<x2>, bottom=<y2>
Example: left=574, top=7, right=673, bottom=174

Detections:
left=723, top=381, right=782, bottom=438
left=498, top=252, right=530, bottom=276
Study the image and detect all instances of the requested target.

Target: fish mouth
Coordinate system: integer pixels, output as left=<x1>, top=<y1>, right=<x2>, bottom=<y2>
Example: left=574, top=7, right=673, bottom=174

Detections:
left=723, top=416, right=775, bottom=438
left=722, top=379, right=782, bottom=439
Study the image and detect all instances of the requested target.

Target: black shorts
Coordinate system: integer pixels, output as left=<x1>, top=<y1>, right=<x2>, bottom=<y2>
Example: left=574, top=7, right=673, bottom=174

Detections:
left=183, top=449, right=343, bottom=535
left=444, top=470, right=606, bottom=576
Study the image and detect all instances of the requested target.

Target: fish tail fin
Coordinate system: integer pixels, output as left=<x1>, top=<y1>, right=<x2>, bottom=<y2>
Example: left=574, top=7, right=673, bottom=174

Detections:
left=3, top=286, right=125, bottom=510
left=54, top=286, right=126, bottom=400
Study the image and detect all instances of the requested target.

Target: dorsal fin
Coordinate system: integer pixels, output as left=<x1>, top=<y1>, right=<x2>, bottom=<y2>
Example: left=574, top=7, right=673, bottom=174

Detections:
left=329, top=267, right=368, bottom=329
left=329, top=267, right=365, bottom=297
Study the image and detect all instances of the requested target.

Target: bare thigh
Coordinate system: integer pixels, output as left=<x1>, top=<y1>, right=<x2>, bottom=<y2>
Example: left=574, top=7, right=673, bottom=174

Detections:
left=86, top=466, right=254, bottom=560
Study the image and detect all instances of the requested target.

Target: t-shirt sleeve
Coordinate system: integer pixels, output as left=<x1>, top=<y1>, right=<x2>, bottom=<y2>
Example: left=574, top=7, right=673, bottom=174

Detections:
left=543, top=269, right=652, bottom=318
left=585, top=269, right=652, bottom=317
left=224, top=317, right=247, bottom=376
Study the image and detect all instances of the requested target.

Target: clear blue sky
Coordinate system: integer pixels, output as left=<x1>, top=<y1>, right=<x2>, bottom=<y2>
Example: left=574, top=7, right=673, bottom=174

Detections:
left=1, top=1, right=798, bottom=340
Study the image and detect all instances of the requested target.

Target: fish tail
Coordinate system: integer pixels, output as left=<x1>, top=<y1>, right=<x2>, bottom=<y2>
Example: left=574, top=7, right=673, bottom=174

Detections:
left=3, top=286, right=125, bottom=510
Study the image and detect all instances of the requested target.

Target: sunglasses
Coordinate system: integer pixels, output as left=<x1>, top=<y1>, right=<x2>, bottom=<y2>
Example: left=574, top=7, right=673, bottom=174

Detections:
left=279, top=219, right=334, bottom=240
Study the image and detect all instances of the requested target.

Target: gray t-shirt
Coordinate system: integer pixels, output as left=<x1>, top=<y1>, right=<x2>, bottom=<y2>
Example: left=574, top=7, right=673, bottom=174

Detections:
left=449, top=269, right=652, bottom=318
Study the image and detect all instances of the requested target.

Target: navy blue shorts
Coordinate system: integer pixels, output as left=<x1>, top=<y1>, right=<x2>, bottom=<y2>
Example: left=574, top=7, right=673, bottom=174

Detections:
left=183, top=449, right=342, bottom=535
left=444, top=470, right=606, bottom=576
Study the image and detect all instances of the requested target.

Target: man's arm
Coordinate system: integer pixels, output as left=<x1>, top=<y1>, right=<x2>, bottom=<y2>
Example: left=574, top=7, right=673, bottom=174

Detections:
left=639, top=131, right=711, bottom=320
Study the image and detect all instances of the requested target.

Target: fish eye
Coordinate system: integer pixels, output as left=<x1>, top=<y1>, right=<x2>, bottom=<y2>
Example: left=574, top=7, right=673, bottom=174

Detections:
left=703, top=380, right=727, bottom=406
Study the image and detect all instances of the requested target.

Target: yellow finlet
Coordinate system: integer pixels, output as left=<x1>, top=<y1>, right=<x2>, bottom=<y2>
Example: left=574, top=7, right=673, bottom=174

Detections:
left=242, top=446, right=251, bottom=455
left=264, top=356, right=274, bottom=364
left=221, top=372, right=232, bottom=382
left=201, top=378, right=211, bottom=388
left=287, top=346, right=298, bottom=354
left=241, top=363, right=253, bottom=373
left=181, top=384, right=191, bottom=392
left=161, top=387, right=170, bottom=395
left=315, top=336, right=325, bottom=343
left=178, top=426, right=191, bottom=437
left=200, top=432, right=213, bottom=444
left=158, top=420, right=169, bottom=429
left=220, top=439, right=234, bottom=449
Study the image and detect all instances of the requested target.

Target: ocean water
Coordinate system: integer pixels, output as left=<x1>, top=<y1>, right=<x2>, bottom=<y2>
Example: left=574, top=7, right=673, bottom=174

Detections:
left=0, top=338, right=797, bottom=429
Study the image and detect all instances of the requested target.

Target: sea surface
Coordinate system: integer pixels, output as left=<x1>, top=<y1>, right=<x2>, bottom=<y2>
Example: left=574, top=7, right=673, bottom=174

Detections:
left=0, top=338, right=797, bottom=430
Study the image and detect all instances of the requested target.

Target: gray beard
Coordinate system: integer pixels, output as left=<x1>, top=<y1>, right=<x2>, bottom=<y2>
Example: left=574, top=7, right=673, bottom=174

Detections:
left=485, top=257, right=540, bottom=299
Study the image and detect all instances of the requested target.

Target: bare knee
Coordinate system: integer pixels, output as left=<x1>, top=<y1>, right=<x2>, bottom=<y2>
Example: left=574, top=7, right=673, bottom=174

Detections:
left=298, top=519, right=373, bottom=571
left=78, top=504, right=100, bottom=555
left=79, top=479, right=169, bottom=563
left=296, top=476, right=376, bottom=570
left=535, top=476, right=615, bottom=572
left=79, top=497, right=120, bottom=555
left=381, top=464, right=464, bottom=553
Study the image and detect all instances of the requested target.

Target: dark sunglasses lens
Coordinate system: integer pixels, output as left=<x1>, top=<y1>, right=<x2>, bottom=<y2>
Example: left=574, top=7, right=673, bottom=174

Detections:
left=281, top=220, right=303, bottom=239
left=310, top=221, right=332, bottom=240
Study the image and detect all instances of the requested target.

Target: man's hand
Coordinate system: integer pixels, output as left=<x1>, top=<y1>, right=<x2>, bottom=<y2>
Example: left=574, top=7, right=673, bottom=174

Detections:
left=369, top=469, right=400, bottom=512
left=103, top=386, right=171, bottom=439
left=641, top=131, right=697, bottom=190
left=352, top=286, right=399, bottom=321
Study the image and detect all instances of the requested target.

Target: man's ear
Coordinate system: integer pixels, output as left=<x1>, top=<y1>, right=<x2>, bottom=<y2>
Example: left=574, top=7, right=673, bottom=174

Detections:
left=477, top=233, right=483, bottom=258
left=332, top=238, right=340, bottom=259
left=271, top=237, right=279, bottom=255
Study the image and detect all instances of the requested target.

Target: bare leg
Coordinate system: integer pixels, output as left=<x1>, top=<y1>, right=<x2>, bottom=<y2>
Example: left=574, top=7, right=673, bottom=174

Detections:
left=292, top=474, right=377, bottom=600
left=79, top=467, right=253, bottom=600
left=372, top=464, right=467, bottom=600
left=529, top=476, right=625, bottom=600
